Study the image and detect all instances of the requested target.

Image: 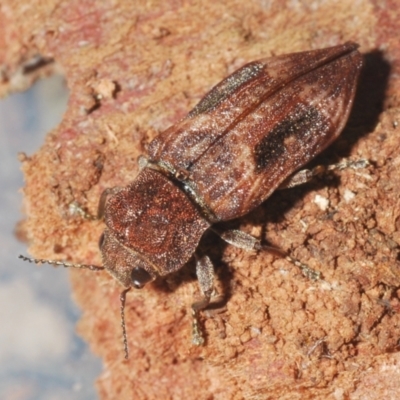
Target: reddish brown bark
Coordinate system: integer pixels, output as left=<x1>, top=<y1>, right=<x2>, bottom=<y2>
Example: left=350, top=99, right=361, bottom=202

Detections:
left=3, top=0, right=400, bottom=398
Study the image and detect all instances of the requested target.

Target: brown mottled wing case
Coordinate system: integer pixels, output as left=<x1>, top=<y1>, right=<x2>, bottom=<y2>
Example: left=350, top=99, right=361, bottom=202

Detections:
left=148, top=42, right=363, bottom=220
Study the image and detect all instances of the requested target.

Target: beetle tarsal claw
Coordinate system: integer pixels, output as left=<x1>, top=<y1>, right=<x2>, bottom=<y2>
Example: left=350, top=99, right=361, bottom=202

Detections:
left=68, top=201, right=97, bottom=220
left=191, top=308, right=205, bottom=346
left=286, top=255, right=321, bottom=281
left=325, top=158, right=370, bottom=172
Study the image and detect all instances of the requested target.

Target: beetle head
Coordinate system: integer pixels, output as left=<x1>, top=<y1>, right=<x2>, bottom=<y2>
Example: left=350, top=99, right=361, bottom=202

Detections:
left=99, top=228, right=158, bottom=289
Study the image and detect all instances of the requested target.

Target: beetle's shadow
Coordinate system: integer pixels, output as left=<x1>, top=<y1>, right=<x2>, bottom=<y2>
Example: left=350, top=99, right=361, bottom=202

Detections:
left=152, top=49, right=391, bottom=310
left=331, top=48, right=391, bottom=154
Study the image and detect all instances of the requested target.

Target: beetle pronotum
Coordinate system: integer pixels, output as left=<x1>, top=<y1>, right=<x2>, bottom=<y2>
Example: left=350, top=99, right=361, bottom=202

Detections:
left=21, top=42, right=363, bottom=358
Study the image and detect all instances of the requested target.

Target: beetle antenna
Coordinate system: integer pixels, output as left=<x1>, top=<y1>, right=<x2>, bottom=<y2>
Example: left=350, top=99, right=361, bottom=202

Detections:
left=120, top=287, right=131, bottom=360
left=18, top=255, right=105, bottom=271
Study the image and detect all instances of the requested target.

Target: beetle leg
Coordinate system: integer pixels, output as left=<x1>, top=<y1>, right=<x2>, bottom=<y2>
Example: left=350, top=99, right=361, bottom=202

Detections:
left=191, top=254, right=215, bottom=345
left=212, top=228, right=262, bottom=251
left=214, top=227, right=321, bottom=281
left=278, top=167, right=323, bottom=189
left=279, top=159, right=369, bottom=189
left=68, top=187, right=123, bottom=220
left=214, top=227, right=288, bottom=258
left=68, top=200, right=98, bottom=220
left=97, top=187, right=123, bottom=219
left=193, top=254, right=215, bottom=309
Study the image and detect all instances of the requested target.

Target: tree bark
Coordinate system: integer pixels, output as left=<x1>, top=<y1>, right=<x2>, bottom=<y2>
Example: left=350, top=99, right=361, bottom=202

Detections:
left=3, top=0, right=400, bottom=398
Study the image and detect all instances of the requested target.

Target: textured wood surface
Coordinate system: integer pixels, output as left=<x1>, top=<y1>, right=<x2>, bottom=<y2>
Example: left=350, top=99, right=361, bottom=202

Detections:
left=3, top=0, right=400, bottom=398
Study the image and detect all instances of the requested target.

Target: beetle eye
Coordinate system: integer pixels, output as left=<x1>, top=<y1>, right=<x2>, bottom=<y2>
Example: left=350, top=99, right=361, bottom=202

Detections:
left=98, top=233, right=105, bottom=250
left=131, top=267, right=153, bottom=289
